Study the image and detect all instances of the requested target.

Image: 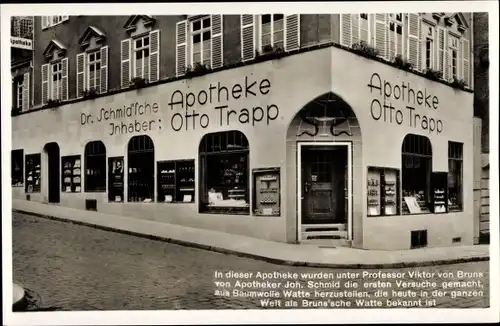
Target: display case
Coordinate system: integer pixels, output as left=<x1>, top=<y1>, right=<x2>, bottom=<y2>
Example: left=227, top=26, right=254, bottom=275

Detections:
left=108, top=157, right=124, bottom=202
left=25, top=154, right=41, bottom=193
left=432, top=172, right=448, bottom=213
left=157, top=160, right=195, bottom=203
left=61, top=156, right=82, bottom=193
left=367, top=167, right=400, bottom=217
left=252, top=167, right=280, bottom=216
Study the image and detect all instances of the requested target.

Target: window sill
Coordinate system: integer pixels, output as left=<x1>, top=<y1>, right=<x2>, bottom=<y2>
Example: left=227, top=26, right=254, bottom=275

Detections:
left=200, top=205, right=250, bottom=215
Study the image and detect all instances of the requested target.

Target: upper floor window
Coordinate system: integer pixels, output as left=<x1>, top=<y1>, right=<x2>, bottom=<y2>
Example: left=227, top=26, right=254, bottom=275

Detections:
left=360, top=13, right=368, bottom=20
left=388, top=13, right=403, bottom=59
left=51, top=61, right=63, bottom=100
left=449, top=35, right=459, bottom=79
left=423, top=25, right=435, bottom=70
left=87, top=51, right=101, bottom=91
left=42, top=16, right=69, bottom=29
left=15, top=77, right=23, bottom=109
left=191, top=16, right=211, bottom=66
left=134, top=35, right=150, bottom=79
left=260, top=14, right=284, bottom=50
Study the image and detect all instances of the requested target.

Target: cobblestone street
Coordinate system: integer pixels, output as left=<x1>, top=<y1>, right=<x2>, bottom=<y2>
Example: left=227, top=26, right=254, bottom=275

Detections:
left=12, top=212, right=489, bottom=310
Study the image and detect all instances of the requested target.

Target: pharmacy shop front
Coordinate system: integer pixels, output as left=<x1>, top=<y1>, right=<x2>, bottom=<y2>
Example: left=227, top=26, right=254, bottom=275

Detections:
left=11, top=46, right=474, bottom=250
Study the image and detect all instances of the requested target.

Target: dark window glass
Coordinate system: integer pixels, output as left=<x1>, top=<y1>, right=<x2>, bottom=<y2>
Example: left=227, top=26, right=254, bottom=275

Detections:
left=25, top=153, right=41, bottom=193
left=262, top=14, right=271, bottom=24
left=144, top=36, right=149, bottom=46
left=12, top=149, right=24, bottom=187
left=62, top=155, right=82, bottom=193
left=85, top=141, right=106, bottom=192
left=202, top=17, right=211, bottom=28
left=127, top=135, right=155, bottom=202
left=203, top=31, right=211, bottom=41
left=448, top=142, right=463, bottom=211
left=193, top=20, right=201, bottom=31
left=274, top=14, right=284, bottom=21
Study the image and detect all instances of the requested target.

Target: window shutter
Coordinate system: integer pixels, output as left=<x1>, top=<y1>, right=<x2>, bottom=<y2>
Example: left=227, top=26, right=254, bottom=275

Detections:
left=149, top=30, right=160, bottom=82
left=241, top=14, right=255, bottom=61
left=438, top=27, right=447, bottom=79
left=407, top=13, right=421, bottom=70
left=121, top=38, right=131, bottom=88
left=176, top=20, right=187, bottom=76
left=100, top=46, right=109, bottom=93
left=462, top=38, right=470, bottom=86
left=61, top=58, right=69, bottom=101
left=22, top=72, right=30, bottom=111
left=211, top=15, right=223, bottom=69
left=351, top=15, right=359, bottom=46
left=76, top=53, right=86, bottom=98
left=285, top=14, right=300, bottom=51
left=375, top=13, right=387, bottom=59
left=340, top=14, right=352, bottom=47
left=41, top=64, right=49, bottom=104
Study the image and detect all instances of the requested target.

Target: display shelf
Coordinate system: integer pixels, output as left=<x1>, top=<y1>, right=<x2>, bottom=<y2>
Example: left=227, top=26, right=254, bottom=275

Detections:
left=367, top=167, right=400, bottom=216
left=157, top=160, right=195, bottom=203
left=252, top=167, right=280, bottom=216
left=61, top=156, right=82, bottom=193
left=25, top=154, right=41, bottom=193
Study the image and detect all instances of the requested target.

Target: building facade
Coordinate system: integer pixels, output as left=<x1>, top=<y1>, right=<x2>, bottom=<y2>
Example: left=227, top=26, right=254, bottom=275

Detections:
left=11, top=13, right=475, bottom=250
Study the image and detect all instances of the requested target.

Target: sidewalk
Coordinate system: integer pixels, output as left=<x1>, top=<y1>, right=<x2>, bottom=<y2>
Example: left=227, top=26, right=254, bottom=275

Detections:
left=12, top=199, right=489, bottom=269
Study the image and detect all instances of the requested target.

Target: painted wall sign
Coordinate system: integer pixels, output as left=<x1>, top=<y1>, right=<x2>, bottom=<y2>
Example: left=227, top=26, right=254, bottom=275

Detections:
left=11, top=37, right=33, bottom=50
left=79, top=76, right=280, bottom=136
left=367, top=73, right=443, bottom=134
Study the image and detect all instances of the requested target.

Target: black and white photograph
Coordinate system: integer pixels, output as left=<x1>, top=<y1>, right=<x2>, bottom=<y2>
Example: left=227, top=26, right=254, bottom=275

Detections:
left=2, top=1, right=499, bottom=325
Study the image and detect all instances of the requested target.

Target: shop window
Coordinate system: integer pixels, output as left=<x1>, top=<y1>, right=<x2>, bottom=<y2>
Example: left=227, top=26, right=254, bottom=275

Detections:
left=401, top=134, right=432, bottom=215
left=157, top=160, right=195, bottom=203
left=199, top=130, right=250, bottom=214
left=62, top=155, right=82, bottom=193
left=25, top=153, right=41, bottom=193
left=260, top=14, right=284, bottom=50
left=12, top=149, right=24, bottom=187
left=127, top=135, right=154, bottom=202
left=108, top=157, right=124, bottom=202
left=367, top=167, right=400, bottom=217
left=191, top=15, right=212, bottom=67
left=448, top=141, right=463, bottom=211
left=84, top=141, right=106, bottom=192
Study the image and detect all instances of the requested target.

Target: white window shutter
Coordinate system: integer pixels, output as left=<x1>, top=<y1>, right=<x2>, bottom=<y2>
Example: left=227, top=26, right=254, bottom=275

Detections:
left=61, top=58, right=69, bottom=101
left=121, top=38, right=131, bottom=87
left=241, top=14, right=255, bottom=61
left=76, top=53, right=86, bottom=97
left=340, top=14, right=352, bottom=47
left=100, top=46, right=109, bottom=93
left=375, top=13, right=387, bottom=59
left=176, top=20, right=187, bottom=76
left=148, top=30, right=160, bottom=82
left=351, top=15, right=359, bottom=46
left=211, top=15, right=223, bottom=69
left=407, top=13, right=421, bottom=70
left=285, top=14, right=300, bottom=51
left=462, top=38, right=470, bottom=86
left=438, top=27, right=445, bottom=78
left=41, top=64, right=49, bottom=104
left=22, top=72, right=30, bottom=111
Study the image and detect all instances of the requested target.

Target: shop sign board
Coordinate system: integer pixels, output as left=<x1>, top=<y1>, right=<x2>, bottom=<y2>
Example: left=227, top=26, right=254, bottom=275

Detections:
left=11, top=37, right=33, bottom=50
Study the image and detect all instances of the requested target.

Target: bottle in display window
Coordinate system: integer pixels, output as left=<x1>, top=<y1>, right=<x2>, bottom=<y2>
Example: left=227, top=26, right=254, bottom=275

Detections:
left=431, top=172, right=448, bottom=214
left=367, top=167, right=400, bottom=217
left=157, top=160, right=195, bottom=203
left=252, top=168, right=280, bottom=216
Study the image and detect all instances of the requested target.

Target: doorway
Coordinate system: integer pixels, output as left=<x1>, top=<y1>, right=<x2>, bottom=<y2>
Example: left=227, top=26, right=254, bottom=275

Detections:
left=44, top=142, right=60, bottom=203
left=297, top=142, right=351, bottom=243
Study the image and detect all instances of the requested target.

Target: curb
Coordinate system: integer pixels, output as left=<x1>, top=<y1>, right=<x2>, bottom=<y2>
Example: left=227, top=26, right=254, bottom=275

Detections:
left=13, top=209, right=490, bottom=269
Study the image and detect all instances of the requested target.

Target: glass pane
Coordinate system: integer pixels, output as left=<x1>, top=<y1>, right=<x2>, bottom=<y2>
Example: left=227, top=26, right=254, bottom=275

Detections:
left=135, top=39, right=142, bottom=48
left=203, top=17, right=211, bottom=28
left=274, top=30, right=283, bottom=42
left=89, top=53, right=94, bottom=61
left=96, top=62, right=101, bottom=70
left=262, top=23, right=271, bottom=35
left=262, top=34, right=271, bottom=47
left=274, top=14, right=284, bottom=21
left=274, top=19, right=283, bottom=31
left=144, top=48, right=149, bottom=58
left=193, top=20, right=201, bottom=31
left=203, top=40, right=210, bottom=52
left=262, top=14, right=271, bottom=24
left=144, top=36, right=149, bottom=46
left=136, top=51, right=143, bottom=60
left=193, top=42, right=201, bottom=54
left=203, top=31, right=211, bottom=41
left=90, top=64, right=95, bottom=72
left=396, top=24, right=402, bottom=35
left=193, top=53, right=201, bottom=64
left=203, top=49, right=210, bottom=62
left=96, top=52, right=100, bottom=60
left=193, top=33, right=201, bottom=44
left=274, top=40, right=284, bottom=49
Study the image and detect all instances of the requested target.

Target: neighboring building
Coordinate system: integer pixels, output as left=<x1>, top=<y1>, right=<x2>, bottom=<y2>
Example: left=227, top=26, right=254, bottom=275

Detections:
left=11, top=13, right=475, bottom=250
left=11, top=16, right=34, bottom=114
left=472, top=12, right=489, bottom=243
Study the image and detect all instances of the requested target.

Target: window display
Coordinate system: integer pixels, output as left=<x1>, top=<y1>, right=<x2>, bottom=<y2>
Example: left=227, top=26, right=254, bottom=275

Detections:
left=127, top=135, right=155, bottom=203
left=25, top=153, right=41, bottom=193
left=367, top=167, right=400, bottom=217
left=448, top=141, right=463, bottom=211
left=62, top=155, right=82, bottom=193
left=432, top=172, right=448, bottom=213
left=108, top=157, right=124, bottom=202
left=253, top=168, right=280, bottom=216
left=199, top=130, right=249, bottom=214
left=12, top=149, right=24, bottom=187
left=84, top=141, right=106, bottom=192
left=402, top=134, right=432, bottom=215
left=157, top=160, right=195, bottom=203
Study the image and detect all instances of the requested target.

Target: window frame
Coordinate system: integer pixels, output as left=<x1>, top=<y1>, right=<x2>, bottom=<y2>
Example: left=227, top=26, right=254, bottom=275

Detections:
left=50, top=61, right=63, bottom=100
left=448, top=141, right=463, bottom=212
left=132, top=34, right=151, bottom=80
left=388, top=13, right=403, bottom=58
left=87, top=50, right=102, bottom=92
left=190, top=15, right=212, bottom=67
left=199, top=130, right=250, bottom=215
left=259, top=14, right=285, bottom=51
left=422, top=24, right=435, bottom=71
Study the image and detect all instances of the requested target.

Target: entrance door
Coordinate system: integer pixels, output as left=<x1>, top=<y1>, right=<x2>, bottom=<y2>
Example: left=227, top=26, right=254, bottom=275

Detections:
left=299, top=144, right=349, bottom=243
left=45, top=143, right=60, bottom=203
